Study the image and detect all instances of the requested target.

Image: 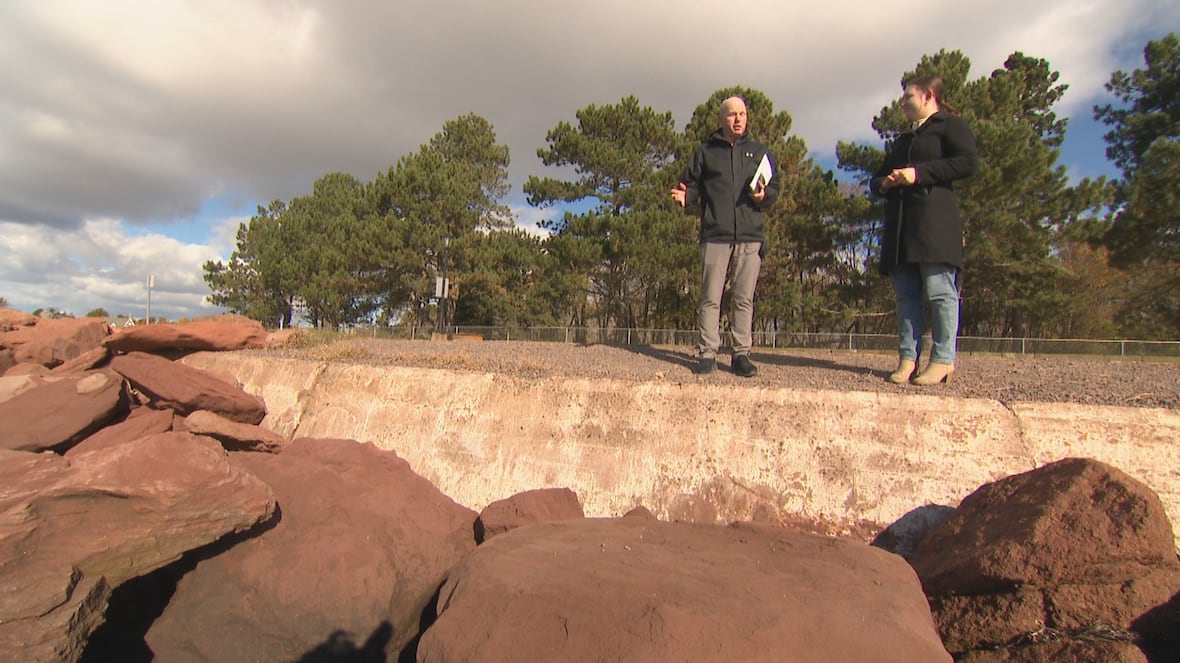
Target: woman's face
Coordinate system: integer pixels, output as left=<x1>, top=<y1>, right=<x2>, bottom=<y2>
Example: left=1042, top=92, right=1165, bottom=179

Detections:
left=901, top=85, right=936, bottom=122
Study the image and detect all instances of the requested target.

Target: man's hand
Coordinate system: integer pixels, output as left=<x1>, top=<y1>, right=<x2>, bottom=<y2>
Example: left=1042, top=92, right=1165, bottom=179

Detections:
left=751, top=179, right=766, bottom=203
left=670, top=182, right=687, bottom=207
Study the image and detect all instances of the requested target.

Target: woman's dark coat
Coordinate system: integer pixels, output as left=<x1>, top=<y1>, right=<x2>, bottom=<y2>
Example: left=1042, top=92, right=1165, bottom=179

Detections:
left=870, top=111, right=978, bottom=274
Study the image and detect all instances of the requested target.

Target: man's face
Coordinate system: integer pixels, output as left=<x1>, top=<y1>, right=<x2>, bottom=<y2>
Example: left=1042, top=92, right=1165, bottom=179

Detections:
left=719, top=99, right=747, bottom=139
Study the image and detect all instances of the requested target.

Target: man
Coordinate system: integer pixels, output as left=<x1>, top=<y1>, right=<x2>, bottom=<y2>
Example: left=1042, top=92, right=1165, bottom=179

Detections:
left=671, top=96, right=780, bottom=376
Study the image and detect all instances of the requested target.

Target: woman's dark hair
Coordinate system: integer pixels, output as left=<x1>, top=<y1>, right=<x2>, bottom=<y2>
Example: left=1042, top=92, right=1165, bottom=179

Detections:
left=903, top=75, right=961, bottom=116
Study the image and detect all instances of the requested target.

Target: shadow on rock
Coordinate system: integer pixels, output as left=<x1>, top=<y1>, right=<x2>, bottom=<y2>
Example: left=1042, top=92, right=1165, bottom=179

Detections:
left=296, top=621, right=394, bottom=663
left=78, top=507, right=281, bottom=663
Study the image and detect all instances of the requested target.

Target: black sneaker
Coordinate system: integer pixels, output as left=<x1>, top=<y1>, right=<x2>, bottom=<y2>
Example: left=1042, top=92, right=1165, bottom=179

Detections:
left=731, top=354, right=758, bottom=377
left=696, top=357, right=717, bottom=374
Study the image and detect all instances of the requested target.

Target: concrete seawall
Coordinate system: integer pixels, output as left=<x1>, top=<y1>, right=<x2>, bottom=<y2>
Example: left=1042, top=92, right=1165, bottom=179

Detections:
left=183, top=352, right=1180, bottom=547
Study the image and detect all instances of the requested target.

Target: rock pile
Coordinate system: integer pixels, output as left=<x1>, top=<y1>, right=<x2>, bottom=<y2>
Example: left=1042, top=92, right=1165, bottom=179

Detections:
left=0, top=309, right=1177, bottom=662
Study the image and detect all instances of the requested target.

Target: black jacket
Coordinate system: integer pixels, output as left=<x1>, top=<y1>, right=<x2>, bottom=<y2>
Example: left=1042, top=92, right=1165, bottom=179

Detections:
left=682, top=131, right=781, bottom=244
left=871, top=112, right=978, bottom=274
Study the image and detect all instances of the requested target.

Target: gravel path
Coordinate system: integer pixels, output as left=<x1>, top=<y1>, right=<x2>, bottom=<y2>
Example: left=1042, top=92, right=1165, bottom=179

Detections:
left=257, top=338, right=1180, bottom=410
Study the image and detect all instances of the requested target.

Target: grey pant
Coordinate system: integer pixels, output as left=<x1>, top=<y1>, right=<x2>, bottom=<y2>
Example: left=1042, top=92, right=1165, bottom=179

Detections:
left=699, top=242, right=761, bottom=358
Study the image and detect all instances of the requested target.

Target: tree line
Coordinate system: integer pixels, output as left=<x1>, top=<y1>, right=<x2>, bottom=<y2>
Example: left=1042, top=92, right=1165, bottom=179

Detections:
left=204, top=36, right=1180, bottom=340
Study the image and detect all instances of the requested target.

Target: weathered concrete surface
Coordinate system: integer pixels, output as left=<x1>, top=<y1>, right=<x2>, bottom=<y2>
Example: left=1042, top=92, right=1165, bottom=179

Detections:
left=181, top=353, right=1180, bottom=548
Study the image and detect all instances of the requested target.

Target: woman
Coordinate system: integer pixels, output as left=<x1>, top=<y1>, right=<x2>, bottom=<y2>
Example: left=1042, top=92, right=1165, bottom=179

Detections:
left=872, top=75, right=979, bottom=385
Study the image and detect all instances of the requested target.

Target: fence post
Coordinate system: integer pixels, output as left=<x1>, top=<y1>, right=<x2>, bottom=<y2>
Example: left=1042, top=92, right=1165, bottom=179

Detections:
left=1021, top=338, right=1026, bottom=355
left=1121, top=340, right=1125, bottom=357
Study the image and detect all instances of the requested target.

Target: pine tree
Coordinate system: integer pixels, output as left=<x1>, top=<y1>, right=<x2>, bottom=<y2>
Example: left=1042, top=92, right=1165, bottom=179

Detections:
left=369, top=114, right=513, bottom=331
left=525, top=96, right=694, bottom=329
left=203, top=200, right=297, bottom=329
left=1094, top=33, right=1180, bottom=337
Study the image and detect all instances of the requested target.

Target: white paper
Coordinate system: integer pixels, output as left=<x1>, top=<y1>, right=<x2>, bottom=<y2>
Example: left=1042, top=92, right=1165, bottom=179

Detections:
left=750, top=153, right=773, bottom=191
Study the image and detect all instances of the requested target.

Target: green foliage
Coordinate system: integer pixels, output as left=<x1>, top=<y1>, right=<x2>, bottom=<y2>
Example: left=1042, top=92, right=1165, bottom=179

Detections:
left=203, top=200, right=297, bottom=329
left=1095, top=33, right=1180, bottom=337
left=284, top=172, right=381, bottom=329
left=526, top=96, right=694, bottom=328
left=86, top=308, right=110, bottom=318
left=371, top=113, right=514, bottom=332
left=205, top=114, right=513, bottom=332
left=1095, top=33, right=1180, bottom=176
left=0, top=296, right=8, bottom=308
left=452, top=229, right=561, bottom=327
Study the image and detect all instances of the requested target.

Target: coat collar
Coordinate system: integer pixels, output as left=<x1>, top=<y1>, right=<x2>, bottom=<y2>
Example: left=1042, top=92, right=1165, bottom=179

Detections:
left=708, top=129, right=754, bottom=147
left=913, top=111, right=950, bottom=133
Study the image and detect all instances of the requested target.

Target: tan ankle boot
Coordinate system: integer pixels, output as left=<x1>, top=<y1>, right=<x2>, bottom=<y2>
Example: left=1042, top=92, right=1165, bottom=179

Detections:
left=888, top=359, right=917, bottom=384
left=913, top=362, right=955, bottom=385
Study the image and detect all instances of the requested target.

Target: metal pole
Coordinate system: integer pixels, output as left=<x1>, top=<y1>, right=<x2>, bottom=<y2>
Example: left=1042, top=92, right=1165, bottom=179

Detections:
left=145, top=274, right=154, bottom=324
left=442, top=234, right=451, bottom=334
left=435, top=234, right=451, bottom=336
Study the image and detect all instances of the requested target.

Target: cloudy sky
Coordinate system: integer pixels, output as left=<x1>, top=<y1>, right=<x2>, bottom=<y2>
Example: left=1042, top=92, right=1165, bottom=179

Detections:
left=1, top=1, right=1177, bottom=322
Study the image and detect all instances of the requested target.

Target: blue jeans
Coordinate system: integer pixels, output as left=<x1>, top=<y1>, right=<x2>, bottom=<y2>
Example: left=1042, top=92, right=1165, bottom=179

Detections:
left=890, top=263, right=960, bottom=364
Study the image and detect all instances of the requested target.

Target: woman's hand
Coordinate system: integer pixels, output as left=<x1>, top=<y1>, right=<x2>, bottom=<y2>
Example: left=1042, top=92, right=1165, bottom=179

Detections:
left=881, top=167, right=918, bottom=189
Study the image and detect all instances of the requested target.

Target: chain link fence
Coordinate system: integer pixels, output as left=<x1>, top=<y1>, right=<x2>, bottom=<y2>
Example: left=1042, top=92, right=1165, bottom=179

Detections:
left=341, top=325, right=1180, bottom=359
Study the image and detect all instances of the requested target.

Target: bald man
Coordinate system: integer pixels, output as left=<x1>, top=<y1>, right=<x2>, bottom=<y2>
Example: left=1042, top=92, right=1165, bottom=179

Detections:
left=671, top=96, right=780, bottom=376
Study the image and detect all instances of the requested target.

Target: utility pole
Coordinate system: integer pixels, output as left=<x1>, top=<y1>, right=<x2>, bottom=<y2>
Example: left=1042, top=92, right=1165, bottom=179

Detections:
left=435, top=234, right=451, bottom=335
left=145, top=274, right=154, bottom=324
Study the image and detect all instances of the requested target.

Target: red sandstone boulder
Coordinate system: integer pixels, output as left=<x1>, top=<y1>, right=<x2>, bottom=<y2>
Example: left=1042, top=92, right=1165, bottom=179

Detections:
left=146, top=438, right=478, bottom=661
left=0, top=347, right=14, bottom=374
left=0, top=307, right=37, bottom=330
left=182, top=409, right=286, bottom=452
left=103, top=317, right=267, bottom=353
left=110, top=351, right=266, bottom=424
left=51, top=346, right=112, bottom=375
left=0, top=374, right=49, bottom=403
left=476, top=487, right=585, bottom=543
left=0, top=433, right=277, bottom=662
left=417, top=519, right=952, bottom=663
left=0, top=371, right=129, bottom=452
left=910, top=457, right=1180, bottom=659
left=3, top=361, right=51, bottom=377
left=0, top=317, right=110, bottom=368
left=623, top=505, right=657, bottom=519
left=65, top=407, right=177, bottom=456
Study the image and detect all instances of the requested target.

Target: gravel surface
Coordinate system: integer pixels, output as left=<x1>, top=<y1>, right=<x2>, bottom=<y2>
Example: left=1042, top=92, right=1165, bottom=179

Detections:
left=256, top=338, right=1180, bottom=410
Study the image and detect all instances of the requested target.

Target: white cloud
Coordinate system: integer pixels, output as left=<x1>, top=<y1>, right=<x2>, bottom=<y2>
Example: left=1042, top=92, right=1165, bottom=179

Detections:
left=0, top=219, right=227, bottom=319
left=510, top=204, right=558, bottom=238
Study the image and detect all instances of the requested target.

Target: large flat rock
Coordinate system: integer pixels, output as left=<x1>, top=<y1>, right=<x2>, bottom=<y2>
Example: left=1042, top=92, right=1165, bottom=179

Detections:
left=419, top=518, right=950, bottom=662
